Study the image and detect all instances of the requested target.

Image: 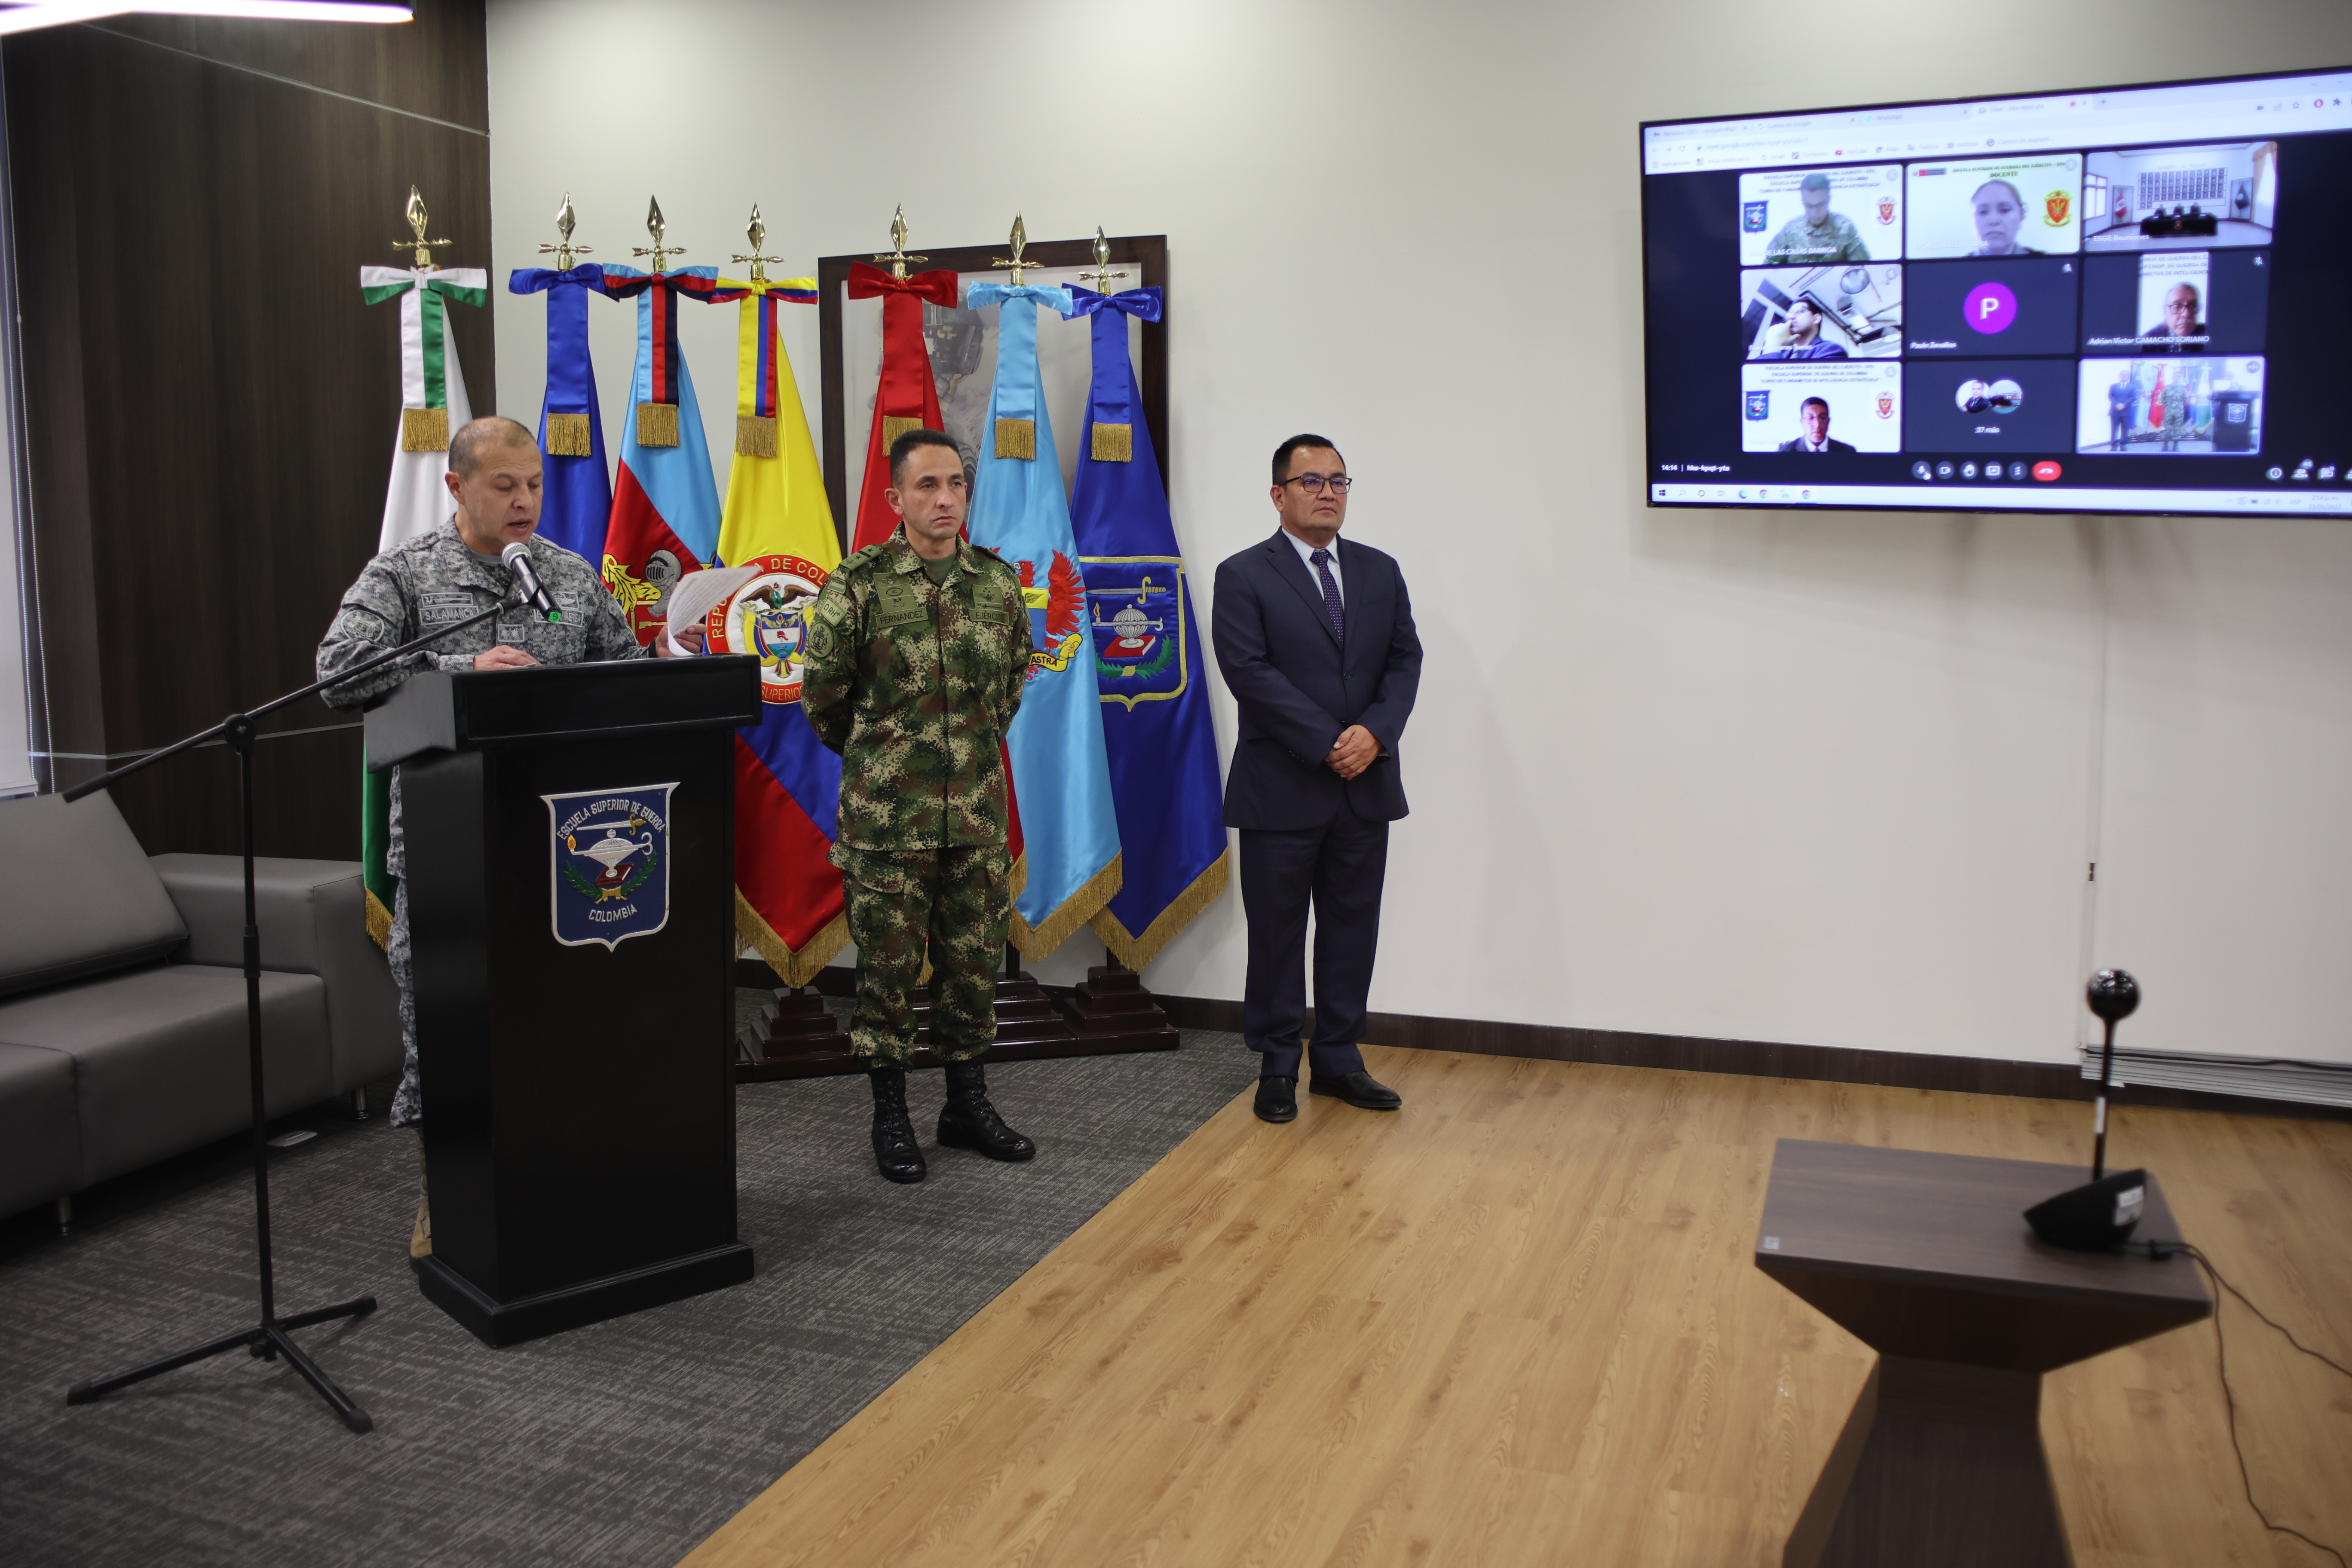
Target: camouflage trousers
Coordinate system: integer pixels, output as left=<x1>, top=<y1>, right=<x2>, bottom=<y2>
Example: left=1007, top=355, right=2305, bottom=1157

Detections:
left=386, top=878, right=421, bottom=1127
left=840, top=844, right=1010, bottom=1069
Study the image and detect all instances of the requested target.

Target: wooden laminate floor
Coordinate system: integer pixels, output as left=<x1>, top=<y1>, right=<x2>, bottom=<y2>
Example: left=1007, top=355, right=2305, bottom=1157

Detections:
left=680, top=1047, right=2352, bottom=1568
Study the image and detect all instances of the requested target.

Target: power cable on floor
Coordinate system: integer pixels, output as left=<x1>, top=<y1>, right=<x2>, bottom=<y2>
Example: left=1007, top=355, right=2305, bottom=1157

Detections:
left=2143, top=1240, right=2352, bottom=1567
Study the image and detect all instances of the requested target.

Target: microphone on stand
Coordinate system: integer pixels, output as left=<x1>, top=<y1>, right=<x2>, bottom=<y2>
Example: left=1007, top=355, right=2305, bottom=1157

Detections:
left=502, top=541, right=562, bottom=622
left=2025, top=968, right=2149, bottom=1252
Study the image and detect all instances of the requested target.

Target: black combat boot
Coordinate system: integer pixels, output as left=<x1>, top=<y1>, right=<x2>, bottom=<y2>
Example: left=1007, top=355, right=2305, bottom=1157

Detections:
left=869, top=1067, right=926, bottom=1184
left=937, top=1060, right=1035, bottom=1161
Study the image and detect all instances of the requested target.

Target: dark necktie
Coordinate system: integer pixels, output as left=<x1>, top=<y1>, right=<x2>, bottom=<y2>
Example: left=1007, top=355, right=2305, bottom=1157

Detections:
left=1310, top=548, right=1344, bottom=643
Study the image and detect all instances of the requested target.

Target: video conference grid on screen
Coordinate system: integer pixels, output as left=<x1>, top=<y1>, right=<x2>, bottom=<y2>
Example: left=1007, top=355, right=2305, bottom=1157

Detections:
left=1642, top=69, right=2352, bottom=516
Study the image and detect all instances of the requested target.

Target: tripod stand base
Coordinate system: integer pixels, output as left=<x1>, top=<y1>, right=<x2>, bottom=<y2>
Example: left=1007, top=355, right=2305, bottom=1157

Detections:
left=65, top=1295, right=378, bottom=1433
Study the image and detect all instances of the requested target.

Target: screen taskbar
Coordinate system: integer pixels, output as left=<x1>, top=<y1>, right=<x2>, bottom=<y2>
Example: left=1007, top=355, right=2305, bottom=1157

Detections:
left=1649, top=482, right=2352, bottom=516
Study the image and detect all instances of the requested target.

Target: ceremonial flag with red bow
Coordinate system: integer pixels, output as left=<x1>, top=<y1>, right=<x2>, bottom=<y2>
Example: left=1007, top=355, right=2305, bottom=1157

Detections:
left=845, top=261, right=956, bottom=550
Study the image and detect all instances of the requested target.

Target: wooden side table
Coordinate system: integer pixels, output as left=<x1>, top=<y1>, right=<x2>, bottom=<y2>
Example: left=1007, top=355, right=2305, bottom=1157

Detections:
left=1756, top=1140, right=2211, bottom=1568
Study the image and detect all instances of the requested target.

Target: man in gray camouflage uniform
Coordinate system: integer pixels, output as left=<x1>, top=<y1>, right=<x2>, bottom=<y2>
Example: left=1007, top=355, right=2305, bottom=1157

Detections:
left=315, top=415, right=692, bottom=1255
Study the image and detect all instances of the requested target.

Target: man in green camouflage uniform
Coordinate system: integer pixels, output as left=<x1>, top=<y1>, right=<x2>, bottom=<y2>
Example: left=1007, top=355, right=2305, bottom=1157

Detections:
left=316, top=415, right=686, bottom=1253
left=801, top=429, right=1037, bottom=1183
left=1765, top=172, right=1871, bottom=264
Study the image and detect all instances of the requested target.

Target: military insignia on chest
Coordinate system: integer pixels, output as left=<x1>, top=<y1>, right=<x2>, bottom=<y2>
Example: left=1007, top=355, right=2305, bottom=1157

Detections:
left=544, top=786, right=675, bottom=950
left=873, top=576, right=929, bottom=628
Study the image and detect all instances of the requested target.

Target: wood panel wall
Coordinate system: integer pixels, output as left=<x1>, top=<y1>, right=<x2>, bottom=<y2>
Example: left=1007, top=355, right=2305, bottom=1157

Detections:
left=3, top=2, right=491, bottom=858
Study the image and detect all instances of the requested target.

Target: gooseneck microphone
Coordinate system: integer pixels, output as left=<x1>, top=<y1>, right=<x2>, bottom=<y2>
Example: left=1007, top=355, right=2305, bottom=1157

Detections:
left=502, top=541, right=562, bottom=622
left=2085, top=968, right=2141, bottom=1180
left=2024, top=968, right=2151, bottom=1252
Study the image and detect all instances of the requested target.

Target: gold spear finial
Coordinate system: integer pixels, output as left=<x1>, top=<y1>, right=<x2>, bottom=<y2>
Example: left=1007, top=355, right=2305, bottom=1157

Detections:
left=1078, top=226, right=1128, bottom=294
left=393, top=186, right=454, bottom=270
left=991, top=212, right=1038, bottom=285
left=537, top=193, right=593, bottom=270
left=732, top=204, right=785, bottom=287
left=631, top=196, right=685, bottom=273
left=873, top=204, right=925, bottom=281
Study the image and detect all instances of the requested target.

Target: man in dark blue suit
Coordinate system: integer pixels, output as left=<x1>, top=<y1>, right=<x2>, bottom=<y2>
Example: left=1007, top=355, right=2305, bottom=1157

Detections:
left=1212, top=435, right=1422, bottom=1124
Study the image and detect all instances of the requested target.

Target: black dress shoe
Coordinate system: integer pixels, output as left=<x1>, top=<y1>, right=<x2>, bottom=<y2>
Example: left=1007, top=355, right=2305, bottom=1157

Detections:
left=1254, top=1075, right=1297, bottom=1123
left=868, top=1068, right=926, bottom=1183
left=1310, top=1070, right=1402, bottom=1111
left=937, top=1060, right=1035, bottom=1161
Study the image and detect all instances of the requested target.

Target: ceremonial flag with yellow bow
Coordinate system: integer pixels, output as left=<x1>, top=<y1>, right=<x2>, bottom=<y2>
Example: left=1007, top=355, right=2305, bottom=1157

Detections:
left=708, top=276, right=850, bottom=986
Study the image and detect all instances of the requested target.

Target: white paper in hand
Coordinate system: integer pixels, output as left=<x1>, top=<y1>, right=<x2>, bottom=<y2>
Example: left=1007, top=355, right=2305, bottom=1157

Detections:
left=662, top=566, right=760, bottom=658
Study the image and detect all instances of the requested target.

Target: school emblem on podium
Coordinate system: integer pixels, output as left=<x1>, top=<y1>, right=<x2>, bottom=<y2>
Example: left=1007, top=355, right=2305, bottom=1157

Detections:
left=1084, top=558, right=1189, bottom=709
left=543, top=784, right=677, bottom=949
left=705, top=553, right=828, bottom=704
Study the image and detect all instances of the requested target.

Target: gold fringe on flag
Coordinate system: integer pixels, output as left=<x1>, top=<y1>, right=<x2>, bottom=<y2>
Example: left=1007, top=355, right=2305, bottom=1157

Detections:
left=401, top=406, right=449, bottom=452
left=1008, top=851, right=1122, bottom=960
left=1090, top=423, right=1133, bottom=462
left=994, top=418, right=1036, bottom=460
left=881, top=414, right=923, bottom=452
left=1088, top=848, right=1228, bottom=971
left=736, top=414, right=778, bottom=459
left=637, top=401, right=680, bottom=447
left=734, top=890, right=850, bottom=991
left=544, top=413, right=592, bottom=457
left=364, top=886, right=395, bottom=951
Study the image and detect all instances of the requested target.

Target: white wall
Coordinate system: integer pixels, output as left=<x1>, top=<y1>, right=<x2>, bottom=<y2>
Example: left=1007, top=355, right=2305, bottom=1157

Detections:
left=485, top=0, right=2352, bottom=1066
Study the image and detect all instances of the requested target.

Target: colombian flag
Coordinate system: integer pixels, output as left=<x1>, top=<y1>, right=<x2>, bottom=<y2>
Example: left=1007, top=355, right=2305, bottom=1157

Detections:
left=716, top=279, right=850, bottom=985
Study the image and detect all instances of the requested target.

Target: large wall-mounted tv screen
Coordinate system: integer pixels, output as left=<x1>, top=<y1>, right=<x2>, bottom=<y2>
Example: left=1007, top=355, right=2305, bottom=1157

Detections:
left=1641, top=69, right=2352, bottom=518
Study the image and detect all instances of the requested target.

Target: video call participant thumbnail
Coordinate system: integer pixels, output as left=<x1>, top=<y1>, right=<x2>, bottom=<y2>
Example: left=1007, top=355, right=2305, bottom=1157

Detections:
left=2073, top=357, right=2265, bottom=456
left=2083, top=142, right=2278, bottom=251
left=1741, top=266, right=1903, bottom=360
left=1739, top=164, right=1904, bottom=267
left=1901, top=359, right=2076, bottom=453
left=1741, top=361, right=1904, bottom=453
left=2079, top=250, right=2269, bottom=356
left=1903, top=258, right=2079, bottom=357
left=1906, top=154, right=2082, bottom=259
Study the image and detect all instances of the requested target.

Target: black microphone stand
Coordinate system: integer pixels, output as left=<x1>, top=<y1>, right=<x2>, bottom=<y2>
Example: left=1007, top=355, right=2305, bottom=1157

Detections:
left=2086, top=968, right=2141, bottom=1181
left=62, top=597, right=516, bottom=1433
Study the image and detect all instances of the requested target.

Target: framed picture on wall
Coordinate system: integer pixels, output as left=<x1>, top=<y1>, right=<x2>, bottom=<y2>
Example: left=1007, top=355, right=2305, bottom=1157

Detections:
left=816, top=232, right=1169, bottom=550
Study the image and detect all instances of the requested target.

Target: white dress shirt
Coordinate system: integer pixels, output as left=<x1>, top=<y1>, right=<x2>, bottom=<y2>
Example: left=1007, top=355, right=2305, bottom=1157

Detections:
left=1281, top=526, right=1343, bottom=605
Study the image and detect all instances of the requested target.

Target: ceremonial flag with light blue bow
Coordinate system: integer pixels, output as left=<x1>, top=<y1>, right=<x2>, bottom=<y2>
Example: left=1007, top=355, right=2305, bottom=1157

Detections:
left=1066, top=285, right=1228, bottom=968
left=965, top=283, right=1121, bottom=956
left=508, top=262, right=612, bottom=561
left=595, top=265, right=739, bottom=641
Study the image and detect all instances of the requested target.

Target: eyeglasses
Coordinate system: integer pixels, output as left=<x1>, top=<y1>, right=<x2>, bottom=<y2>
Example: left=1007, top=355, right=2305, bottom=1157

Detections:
left=1279, top=473, right=1354, bottom=494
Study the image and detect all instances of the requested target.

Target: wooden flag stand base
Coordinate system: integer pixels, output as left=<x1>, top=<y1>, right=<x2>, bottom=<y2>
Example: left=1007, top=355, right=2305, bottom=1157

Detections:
left=736, top=949, right=1178, bottom=1081
left=1059, top=964, right=1181, bottom=1053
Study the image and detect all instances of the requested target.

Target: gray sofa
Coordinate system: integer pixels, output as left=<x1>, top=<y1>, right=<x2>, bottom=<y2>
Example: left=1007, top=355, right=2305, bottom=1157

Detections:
left=0, top=790, right=401, bottom=1225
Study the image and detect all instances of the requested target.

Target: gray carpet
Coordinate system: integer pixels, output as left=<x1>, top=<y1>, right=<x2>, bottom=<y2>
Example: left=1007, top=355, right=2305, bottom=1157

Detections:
left=0, top=1001, right=1256, bottom=1568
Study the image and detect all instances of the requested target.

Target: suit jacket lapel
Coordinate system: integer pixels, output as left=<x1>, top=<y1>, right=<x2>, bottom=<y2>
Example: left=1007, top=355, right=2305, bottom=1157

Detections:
left=1266, top=530, right=1341, bottom=646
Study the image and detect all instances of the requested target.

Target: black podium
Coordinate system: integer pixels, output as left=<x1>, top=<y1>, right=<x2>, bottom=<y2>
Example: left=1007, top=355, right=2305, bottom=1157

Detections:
left=366, top=656, right=762, bottom=1347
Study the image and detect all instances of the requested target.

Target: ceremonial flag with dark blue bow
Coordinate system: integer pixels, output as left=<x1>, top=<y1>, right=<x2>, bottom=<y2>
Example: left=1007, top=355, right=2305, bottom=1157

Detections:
left=595, top=265, right=741, bottom=642
left=508, top=262, right=612, bottom=561
left=965, top=282, right=1121, bottom=956
left=1066, top=285, right=1228, bottom=967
